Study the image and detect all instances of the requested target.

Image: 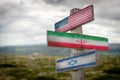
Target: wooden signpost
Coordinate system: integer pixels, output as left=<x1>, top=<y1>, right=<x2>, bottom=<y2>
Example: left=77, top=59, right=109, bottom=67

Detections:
left=70, top=8, right=84, bottom=80
left=46, top=4, right=109, bottom=80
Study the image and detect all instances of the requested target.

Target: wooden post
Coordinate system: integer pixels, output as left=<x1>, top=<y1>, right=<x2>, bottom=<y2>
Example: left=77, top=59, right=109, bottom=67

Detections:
left=70, top=8, right=85, bottom=80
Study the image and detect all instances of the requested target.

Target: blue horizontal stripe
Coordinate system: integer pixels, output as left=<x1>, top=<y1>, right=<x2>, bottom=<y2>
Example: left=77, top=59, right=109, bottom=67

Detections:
left=57, top=62, right=96, bottom=72
left=55, top=17, right=68, bottom=29
left=56, top=51, right=95, bottom=63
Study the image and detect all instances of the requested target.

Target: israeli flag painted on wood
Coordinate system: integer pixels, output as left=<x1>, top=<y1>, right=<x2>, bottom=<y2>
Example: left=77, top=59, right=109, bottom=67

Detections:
left=56, top=50, right=97, bottom=73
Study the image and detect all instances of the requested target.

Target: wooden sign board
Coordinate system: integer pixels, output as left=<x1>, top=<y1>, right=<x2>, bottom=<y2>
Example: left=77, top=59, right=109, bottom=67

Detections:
left=56, top=50, right=97, bottom=72
left=47, top=31, right=109, bottom=51
left=55, top=5, right=94, bottom=32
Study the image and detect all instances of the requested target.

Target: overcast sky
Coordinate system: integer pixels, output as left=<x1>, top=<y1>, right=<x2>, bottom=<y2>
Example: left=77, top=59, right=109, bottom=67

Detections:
left=0, top=0, right=120, bottom=46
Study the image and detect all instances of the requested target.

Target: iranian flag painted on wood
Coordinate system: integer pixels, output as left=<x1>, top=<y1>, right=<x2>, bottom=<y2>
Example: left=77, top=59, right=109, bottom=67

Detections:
left=47, top=31, right=109, bottom=51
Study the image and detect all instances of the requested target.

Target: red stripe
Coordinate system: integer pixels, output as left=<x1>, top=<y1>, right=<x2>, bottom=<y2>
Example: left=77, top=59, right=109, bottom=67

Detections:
left=48, top=41, right=109, bottom=51
left=83, top=45, right=109, bottom=51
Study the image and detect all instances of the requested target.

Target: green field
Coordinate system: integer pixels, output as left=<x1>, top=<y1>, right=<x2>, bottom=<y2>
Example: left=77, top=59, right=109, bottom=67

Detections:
left=0, top=54, right=120, bottom=80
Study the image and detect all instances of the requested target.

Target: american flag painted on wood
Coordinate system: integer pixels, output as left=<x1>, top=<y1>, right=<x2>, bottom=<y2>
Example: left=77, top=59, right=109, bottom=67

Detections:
left=55, top=5, right=94, bottom=32
left=47, top=31, right=109, bottom=51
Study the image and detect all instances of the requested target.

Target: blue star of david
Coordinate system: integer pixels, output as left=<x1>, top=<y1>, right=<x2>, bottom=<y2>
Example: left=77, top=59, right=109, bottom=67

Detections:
left=68, top=59, right=78, bottom=66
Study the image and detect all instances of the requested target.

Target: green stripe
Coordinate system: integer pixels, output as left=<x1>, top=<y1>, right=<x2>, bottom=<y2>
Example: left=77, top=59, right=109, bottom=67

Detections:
left=47, top=31, right=108, bottom=42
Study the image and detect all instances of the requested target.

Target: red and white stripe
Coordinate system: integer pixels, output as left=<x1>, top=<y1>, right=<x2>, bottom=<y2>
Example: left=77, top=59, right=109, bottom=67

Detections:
left=56, top=5, right=94, bottom=32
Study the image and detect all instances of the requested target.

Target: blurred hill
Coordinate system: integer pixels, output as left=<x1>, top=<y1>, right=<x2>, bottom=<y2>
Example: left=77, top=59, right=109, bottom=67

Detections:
left=0, top=44, right=71, bottom=56
left=0, top=43, right=120, bottom=56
